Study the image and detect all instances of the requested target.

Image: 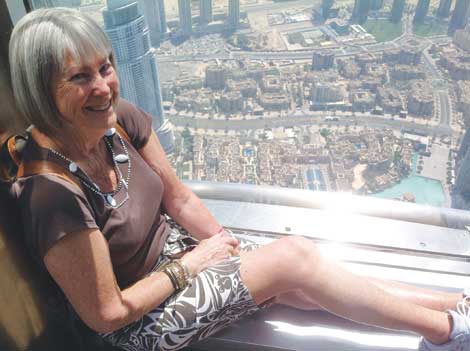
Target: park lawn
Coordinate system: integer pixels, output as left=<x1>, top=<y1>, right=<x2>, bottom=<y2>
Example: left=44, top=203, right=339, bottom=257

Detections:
left=413, top=21, right=447, bottom=37
left=363, top=19, right=403, bottom=42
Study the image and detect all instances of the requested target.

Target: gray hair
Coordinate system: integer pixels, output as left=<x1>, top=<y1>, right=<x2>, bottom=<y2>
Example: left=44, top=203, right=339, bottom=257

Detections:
left=9, top=7, right=116, bottom=136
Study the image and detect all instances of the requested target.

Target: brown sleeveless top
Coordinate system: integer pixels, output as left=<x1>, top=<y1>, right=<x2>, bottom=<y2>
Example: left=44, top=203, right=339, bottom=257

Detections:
left=12, top=99, right=170, bottom=288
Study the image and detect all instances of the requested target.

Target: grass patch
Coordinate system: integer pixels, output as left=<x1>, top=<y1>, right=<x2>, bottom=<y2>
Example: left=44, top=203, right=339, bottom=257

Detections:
left=413, top=21, right=447, bottom=37
left=363, top=18, right=403, bottom=42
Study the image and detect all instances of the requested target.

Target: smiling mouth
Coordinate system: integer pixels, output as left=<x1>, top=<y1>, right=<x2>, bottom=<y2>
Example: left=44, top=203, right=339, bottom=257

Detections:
left=86, top=101, right=112, bottom=112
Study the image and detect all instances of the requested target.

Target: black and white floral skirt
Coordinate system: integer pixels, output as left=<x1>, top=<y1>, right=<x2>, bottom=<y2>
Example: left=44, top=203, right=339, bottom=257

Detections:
left=100, top=218, right=261, bottom=351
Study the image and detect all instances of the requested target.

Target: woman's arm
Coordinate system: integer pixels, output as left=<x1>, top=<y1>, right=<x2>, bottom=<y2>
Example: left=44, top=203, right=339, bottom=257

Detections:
left=44, top=228, right=174, bottom=333
left=44, top=227, right=239, bottom=333
left=138, top=131, right=222, bottom=240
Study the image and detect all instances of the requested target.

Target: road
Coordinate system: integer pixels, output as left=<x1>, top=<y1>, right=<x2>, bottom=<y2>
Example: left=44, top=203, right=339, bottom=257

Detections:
left=156, top=43, right=398, bottom=62
left=168, top=113, right=454, bottom=137
left=439, top=91, right=452, bottom=127
left=242, top=0, right=320, bottom=13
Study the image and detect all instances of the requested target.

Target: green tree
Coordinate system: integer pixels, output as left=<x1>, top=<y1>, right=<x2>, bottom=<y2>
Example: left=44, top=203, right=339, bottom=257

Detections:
left=320, top=128, right=331, bottom=138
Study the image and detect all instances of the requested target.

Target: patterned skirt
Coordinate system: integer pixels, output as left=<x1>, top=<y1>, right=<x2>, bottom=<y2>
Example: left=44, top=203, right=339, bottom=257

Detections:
left=100, top=219, right=261, bottom=351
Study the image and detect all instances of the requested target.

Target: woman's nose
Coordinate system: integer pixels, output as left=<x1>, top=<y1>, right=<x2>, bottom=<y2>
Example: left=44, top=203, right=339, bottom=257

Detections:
left=92, top=74, right=111, bottom=95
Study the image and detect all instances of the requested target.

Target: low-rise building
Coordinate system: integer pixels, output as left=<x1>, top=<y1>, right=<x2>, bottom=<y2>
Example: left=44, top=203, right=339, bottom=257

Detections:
left=383, top=47, right=422, bottom=65
left=174, top=90, right=213, bottom=112
left=351, top=90, right=375, bottom=112
left=390, top=64, right=426, bottom=80
left=376, top=87, right=404, bottom=114
left=218, top=91, right=244, bottom=113
left=310, top=82, right=346, bottom=103
left=439, top=50, right=470, bottom=80
left=407, top=81, right=434, bottom=117
left=174, top=75, right=203, bottom=93
left=261, top=75, right=284, bottom=93
left=260, top=93, right=290, bottom=110
left=311, top=50, right=335, bottom=71
left=205, top=64, right=227, bottom=90
left=227, top=78, right=258, bottom=98
left=355, top=52, right=381, bottom=68
left=456, top=81, right=470, bottom=112
left=338, top=59, right=361, bottom=79
left=454, top=27, right=470, bottom=52
left=364, top=63, right=388, bottom=82
left=398, top=46, right=422, bottom=65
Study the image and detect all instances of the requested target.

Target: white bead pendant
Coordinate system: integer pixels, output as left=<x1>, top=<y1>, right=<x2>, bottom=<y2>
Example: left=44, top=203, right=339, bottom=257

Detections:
left=115, top=154, right=129, bottom=163
left=106, top=195, right=117, bottom=207
left=69, top=162, right=78, bottom=173
left=105, top=128, right=116, bottom=137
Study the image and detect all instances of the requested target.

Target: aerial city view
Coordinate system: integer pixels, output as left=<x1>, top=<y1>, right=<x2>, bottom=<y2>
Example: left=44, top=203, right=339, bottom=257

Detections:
left=34, top=0, right=470, bottom=209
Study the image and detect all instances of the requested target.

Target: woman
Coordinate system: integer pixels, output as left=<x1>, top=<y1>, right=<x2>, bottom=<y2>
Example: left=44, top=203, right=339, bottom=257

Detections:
left=8, top=7, right=469, bottom=351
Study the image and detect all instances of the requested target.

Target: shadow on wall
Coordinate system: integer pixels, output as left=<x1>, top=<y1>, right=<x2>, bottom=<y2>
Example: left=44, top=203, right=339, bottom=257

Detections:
left=0, top=49, right=25, bottom=143
left=0, top=2, right=26, bottom=143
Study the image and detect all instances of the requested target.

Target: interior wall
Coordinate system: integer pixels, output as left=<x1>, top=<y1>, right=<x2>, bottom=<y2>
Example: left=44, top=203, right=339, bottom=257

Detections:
left=0, top=0, right=26, bottom=142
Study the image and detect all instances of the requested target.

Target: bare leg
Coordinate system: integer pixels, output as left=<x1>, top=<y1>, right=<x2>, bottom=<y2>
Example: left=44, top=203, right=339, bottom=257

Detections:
left=369, top=278, right=462, bottom=312
left=276, top=290, right=321, bottom=310
left=239, top=236, right=452, bottom=345
left=276, top=277, right=461, bottom=313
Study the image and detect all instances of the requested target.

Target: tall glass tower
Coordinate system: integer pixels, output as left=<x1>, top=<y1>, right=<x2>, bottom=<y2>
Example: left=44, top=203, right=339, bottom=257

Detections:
left=390, top=0, right=405, bottom=22
left=200, top=0, right=212, bottom=24
left=351, top=0, right=370, bottom=24
left=228, top=0, right=240, bottom=29
left=139, top=0, right=167, bottom=46
left=413, top=0, right=430, bottom=23
left=31, top=0, right=80, bottom=7
left=103, top=0, right=174, bottom=153
left=449, top=0, right=470, bottom=33
left=437, top=0, right=453, bottom=18
left=178, top=0, right=192, bottom=34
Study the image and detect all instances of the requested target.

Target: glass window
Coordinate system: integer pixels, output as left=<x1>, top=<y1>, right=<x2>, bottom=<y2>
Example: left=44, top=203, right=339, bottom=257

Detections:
left=27, top=0, right=470, bottom=211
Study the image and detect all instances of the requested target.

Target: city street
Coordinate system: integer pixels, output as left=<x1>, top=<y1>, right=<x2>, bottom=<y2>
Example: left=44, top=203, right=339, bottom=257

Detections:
left=168, top=112, right=455, bottom=137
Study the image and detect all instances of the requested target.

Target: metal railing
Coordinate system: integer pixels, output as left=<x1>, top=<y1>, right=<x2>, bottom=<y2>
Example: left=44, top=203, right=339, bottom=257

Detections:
left=186, top=181, right=470, bottom=229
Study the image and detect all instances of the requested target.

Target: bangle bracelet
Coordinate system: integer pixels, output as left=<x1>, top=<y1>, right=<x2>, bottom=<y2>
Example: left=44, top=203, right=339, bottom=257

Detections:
left=162, top=263, right=179, bottom=290
left=171, top=262, right=186, bottom=290
left=178, top=259, right=192, bottom=280
left=173, top=260, right=191, bottom=288
left=161, top=260, right=191, bottom=292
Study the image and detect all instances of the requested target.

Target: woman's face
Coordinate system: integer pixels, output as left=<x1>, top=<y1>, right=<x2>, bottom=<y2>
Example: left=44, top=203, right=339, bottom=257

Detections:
left=53, top=53, right=119, bottom=137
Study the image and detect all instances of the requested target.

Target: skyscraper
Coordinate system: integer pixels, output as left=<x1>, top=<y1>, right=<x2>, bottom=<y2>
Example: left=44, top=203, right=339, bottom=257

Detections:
left=321, top=0, right=334, bottom=20
left=228, top=0, right=240, bottom=29
left=449, top=0, right=470, bottom=34
left=351, top=0, right=370, bottom=24
left=178, top=0, right=192, bottom=34
left=103, top=0, right=174, bottom=153
left=200, top=0, right=212, bottom=24
left=139, top=0, right=167, bottom=46
left=457, top=128, right=470, bottom=160
left=370, top=0, right=383, bottom=11
left=390, top=0, right=405, bottom=22
left=453, top=136, right=470, bottom=200
left=413, top=0, right=430, bottom=23
left=31, top=0, right=80, bottom=7
left=437, top=0, right=453, bottom=18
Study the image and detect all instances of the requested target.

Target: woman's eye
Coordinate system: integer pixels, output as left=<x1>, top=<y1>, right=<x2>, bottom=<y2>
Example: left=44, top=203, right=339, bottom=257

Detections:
left=70, top=73, right=88, bottom=81
left=100, top=63, right=112, bottom=74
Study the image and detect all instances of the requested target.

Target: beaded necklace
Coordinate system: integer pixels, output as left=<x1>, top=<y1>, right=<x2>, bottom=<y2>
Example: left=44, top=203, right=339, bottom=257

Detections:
left=48, top=128, right=131, bottom=208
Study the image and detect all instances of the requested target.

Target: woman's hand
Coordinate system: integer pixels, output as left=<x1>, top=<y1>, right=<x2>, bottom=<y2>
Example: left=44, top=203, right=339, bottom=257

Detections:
left=181, top=233, right=240, bottom=277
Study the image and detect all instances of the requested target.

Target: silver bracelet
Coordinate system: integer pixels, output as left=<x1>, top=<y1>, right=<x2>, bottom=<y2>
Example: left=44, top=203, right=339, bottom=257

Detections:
left=178, top=259, right=193, bottom=280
